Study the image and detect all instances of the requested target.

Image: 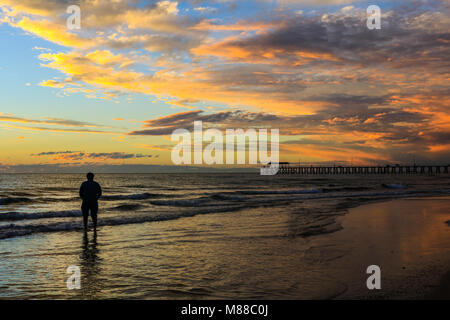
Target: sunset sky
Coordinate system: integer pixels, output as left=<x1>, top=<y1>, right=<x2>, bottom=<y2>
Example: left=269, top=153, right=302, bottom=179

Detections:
left=0, top=0, right=449, bottom=171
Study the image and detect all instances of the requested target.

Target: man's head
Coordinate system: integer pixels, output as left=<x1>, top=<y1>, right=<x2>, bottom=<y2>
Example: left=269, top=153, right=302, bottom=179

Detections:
left=87, top=172, right=95, bottom=181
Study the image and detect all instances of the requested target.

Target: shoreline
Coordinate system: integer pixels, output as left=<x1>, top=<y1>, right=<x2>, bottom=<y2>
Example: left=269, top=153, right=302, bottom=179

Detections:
left=326, top=197, right=450, bottom=299
left=1, top=189, right=449, bottom=241
left=0, top=195, right=449, bottom=299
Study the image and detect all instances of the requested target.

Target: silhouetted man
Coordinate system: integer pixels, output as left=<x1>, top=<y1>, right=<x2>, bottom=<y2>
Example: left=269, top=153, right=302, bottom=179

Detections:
left=79, top=172, right=102, bottom=231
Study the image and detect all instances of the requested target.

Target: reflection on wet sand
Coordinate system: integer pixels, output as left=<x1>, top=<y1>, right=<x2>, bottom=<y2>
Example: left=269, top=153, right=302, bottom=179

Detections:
left=79, top=231, right=102, bottom=299
left=318, top=198, right=450, bottom=299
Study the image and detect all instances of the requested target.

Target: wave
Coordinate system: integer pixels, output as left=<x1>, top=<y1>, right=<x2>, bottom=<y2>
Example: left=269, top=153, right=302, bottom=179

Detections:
left=382, top=183, right=406, bottom=189
left=0, top=210, right=81, bottom=221
left=210, top=194, right=247, bottom=201
left=3, top=188, right=448, bottom=222
left=145, top=188, right=450, bottom=208
left=0, top=205, right=246, bottom=240
left=1, top=196, right=82, bottom=205
left=237, top=188, right=322, bottom=195
left=0, top=204, right=144, bottom=221
left=38, top=197, right=79, bottom=203
left=232, top=189, right=450, bottom=207
left=101, top=193, right=161, bottom=201
left=112, top=204, right=144, bottom=211
left=150, top=198, right=213, bottom=207
left=322, top=186, right=372, bottom=193
left=1, top=188, right=449, bottom=240
left=36, top=186, right=74, bottom=192
left=120, top=185, right=149, bottom=188
left=6, top=192, right=35, bottom=197
left=0, top=193, right=161, bottom=205
left=0, top=197, right=33, bottom=205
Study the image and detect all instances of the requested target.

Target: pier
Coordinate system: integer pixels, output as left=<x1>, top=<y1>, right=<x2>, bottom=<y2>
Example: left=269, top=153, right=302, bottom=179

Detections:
left=265, top=163, right=450, bottom=175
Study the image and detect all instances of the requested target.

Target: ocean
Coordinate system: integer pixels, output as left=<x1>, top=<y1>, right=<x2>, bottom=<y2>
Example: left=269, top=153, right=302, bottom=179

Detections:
left=0, top=173, right=449, bottom=299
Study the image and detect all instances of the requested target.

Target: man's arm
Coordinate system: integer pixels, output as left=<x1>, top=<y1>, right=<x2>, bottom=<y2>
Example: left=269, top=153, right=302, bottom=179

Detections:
left=97, top=183, right=102, bottom=200
left=79, top=183, right=85, bottom=199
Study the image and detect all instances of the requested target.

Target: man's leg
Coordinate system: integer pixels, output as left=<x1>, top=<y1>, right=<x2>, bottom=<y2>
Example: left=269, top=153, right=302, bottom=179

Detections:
left=91, top=203, right=98, bottom=231
left=82, top=204, right=89, bottom=230
left=83, top=215, right=89, bottom=230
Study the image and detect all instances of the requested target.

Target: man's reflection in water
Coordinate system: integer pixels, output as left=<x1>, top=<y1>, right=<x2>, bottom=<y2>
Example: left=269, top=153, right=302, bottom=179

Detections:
left=79, top=231, right=102, bottom=299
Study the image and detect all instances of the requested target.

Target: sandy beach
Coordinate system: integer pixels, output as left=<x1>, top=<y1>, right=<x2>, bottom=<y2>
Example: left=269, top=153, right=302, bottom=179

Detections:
left=1, top=192, right=449, bottom=299
left=321, top=197, right=450, bottom=299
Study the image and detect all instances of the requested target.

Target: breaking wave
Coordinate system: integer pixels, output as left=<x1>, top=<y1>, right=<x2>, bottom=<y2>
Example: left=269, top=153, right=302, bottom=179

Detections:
left=237, top=188, right=322, bottom=195
left=150, top=198, right=213, bottom=207
left=112, top=204, right=144, bottom=211
left=0, top=197, right=33, bottom=205
left=101, top=193, right=161, bottom=201
left=382, top=183, right=406, bottom=189
left=0, top=206, right=247, bottom=240
left=0, top=210, right=81, bottom=221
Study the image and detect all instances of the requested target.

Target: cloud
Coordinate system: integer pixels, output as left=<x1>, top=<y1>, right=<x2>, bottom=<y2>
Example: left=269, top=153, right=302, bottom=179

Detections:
left=276, top=0, right=360, bottom=4
left=127, top=99, right=429, bottom=138
left=190, top=19, right=284, bottom=32
left=126, top=97, right=450, bottom=164
left=8, top=1, right=446, bottom=115
left=3, top=0, right=205, bottom=52
left=2, top=124, right=119, bottom=134
left=2, top=0, right=449, bottom=165
left=0, top=163, right=246, bottom=173
left=137, top=144, right=173, bottom=151
left=0, top=113, right=105, bottom=128
left=13, top=17, right=97, bottom=48
left=191, top=6, right=449, bottom=71
left=87, top=152, right=153, bottom=160
left=194, top=6, right=218, bottom=14
left=32, top=151, right=81, bottom=156
left=32, top=151, right=156, bottom=161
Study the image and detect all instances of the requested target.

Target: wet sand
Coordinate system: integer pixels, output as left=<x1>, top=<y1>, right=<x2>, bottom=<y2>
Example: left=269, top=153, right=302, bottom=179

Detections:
left=323, top=197, right=450, bottom=299
left=1, top=197, right=449, bottom=299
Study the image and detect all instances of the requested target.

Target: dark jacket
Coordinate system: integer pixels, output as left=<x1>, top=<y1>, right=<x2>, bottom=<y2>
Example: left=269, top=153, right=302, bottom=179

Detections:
left=79, top=180, right=102, bottom=203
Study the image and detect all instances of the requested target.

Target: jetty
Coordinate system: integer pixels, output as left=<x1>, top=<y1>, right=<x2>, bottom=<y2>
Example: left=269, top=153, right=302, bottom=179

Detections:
left=263, top=163, right=450, bottom=175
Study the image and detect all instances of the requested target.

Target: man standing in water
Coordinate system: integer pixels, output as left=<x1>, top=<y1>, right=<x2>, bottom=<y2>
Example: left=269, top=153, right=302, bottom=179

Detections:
left=79, top=172, right=102, bottom=231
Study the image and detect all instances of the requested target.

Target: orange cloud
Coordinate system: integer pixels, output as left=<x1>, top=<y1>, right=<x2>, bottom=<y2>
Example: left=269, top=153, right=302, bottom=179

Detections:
left=2, top=124, right=119, bottom=135
left=281, top=143, right=390, bottom=165
left=137, top=144, right=173, bottom=152
left=14, top=17, right=96, bottom=48
left=191, top=37, right=340, bottom=65
left=37, top=50, right=323, bottom=114
left=190, top=19, right=285, bottom=32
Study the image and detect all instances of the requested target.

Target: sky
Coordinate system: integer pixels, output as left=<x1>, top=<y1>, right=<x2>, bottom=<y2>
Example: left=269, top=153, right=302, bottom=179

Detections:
left=0, top=0, right=449, bottom=172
